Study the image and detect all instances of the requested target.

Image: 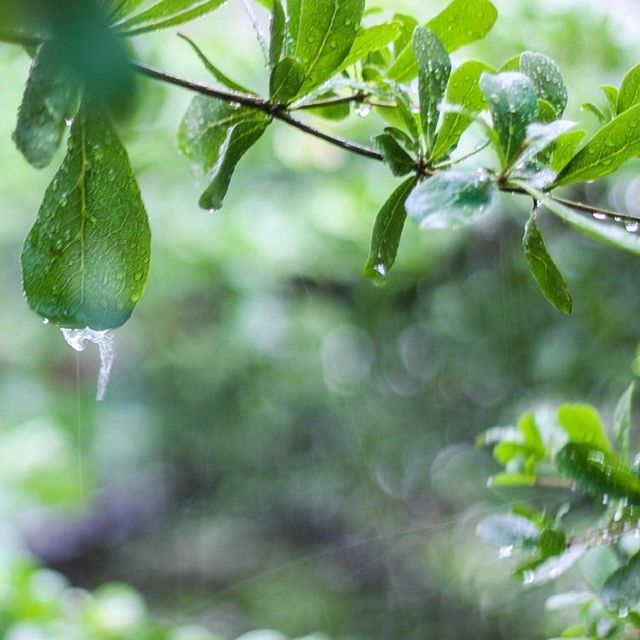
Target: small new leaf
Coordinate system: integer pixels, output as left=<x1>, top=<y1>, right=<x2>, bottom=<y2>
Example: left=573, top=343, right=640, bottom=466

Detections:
left=413, top=27, right=451, bottom=155
left=22, top=104, right=151, bottom=330
left=523, top=214, right=573, bottom=315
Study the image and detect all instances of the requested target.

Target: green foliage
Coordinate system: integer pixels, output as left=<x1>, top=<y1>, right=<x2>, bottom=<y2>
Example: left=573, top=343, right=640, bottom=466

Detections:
left=22, top=103, right=150, bottom=330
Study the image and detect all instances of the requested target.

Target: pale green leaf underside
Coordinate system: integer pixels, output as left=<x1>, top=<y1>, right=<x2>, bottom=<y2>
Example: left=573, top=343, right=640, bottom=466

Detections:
left=520, top=184, right=640, bottom=256
left=22, top=105, right=151, bottom=330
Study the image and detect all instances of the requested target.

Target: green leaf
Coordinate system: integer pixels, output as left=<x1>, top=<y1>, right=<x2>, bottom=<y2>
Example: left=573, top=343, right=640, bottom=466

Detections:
left=177, top=96, right=271, bottom=211
left=488, top=473, right=536, bottom=487
left=284, top=0, right=365, bottom=98
left=539, top=529, right=567, bottom=558
left=387, top=0, right=497, bottom=82
left=581, top=101, right=607, bottom=124
left=601, top=551, right=640, bottom=611
left=476, top=513, right=540, bottom=550
left=21, top=104, right=151, bottom=330
left=480, top=72, right=538, bottom=165
left=12, top=43, right=78, bottom=169
left=406, top=169, right=496, bottom=229
left=335, top=22, right=402, bottom=73
left=614, top=383, right=635, bottom=462
left=373, top=133, right=415, bottom=176
left=114, top=0, right=227, bottom=35
left=413, top=27, right=451, bottom=154
left=178, top=34, right=254, bottom=94
left=556, top=103, right=640, bottom=186
left=363, top=177, right=417, bottom=285
left=518, top=184, right=640, bottom=257
left=430, top=61, right=494, bottom=161
left=558, top=405, right=611, bottom=451
left=580, top=546, right=622, bottom=591
left=270, top=57, right=305, bottom=103
left=523, top=545, right=588, bottom=585
left=550, top=130, right=586, bottom=173
left=602, top=84, right=619, bottom=116
left=555, top=443, right=640, bottom=503
left=392, top=13, right=417, bottom=57
left=520, top=51, right=568, bottom=117
left=108, top=0, right=147, bottom=20
left=617, top=63, right=640, bottom=114
left=523, top=214, right=573, bottom=315
left=269, top=0, right=286, bottom=67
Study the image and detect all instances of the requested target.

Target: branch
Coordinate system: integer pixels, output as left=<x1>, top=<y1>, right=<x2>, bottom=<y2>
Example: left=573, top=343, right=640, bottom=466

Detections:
left=292, top=93, right=396, bottom=111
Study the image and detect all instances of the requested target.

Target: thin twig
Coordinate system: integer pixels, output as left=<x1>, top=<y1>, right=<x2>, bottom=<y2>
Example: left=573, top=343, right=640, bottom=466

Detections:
left=292, top=93, right=396, bottom=111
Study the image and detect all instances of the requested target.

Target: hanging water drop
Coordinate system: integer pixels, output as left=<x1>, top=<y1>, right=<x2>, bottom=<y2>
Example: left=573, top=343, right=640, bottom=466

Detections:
left=498, top=545, right=514, bottom=559
left=625, top=220, right=639, bottom=232
left=356, top=103, right=372, bottom=118
left=593, top=212, right=607, bottom=220
left=60, top=327, right=115, bottom=401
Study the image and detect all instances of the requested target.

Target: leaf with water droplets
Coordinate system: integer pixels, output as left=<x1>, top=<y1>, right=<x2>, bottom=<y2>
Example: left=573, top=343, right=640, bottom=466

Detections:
left=406, top=169, right=496, bottom=230
left=269, top=0, right=286, bottom=68
left=387, top=0, right=497, bottom=82
left=518, top=184, right=640, bottom=257
left=430, top=60, right=494, bottom=161
left=558, top=404, right=612, bottom=451
left=413, top=27, right=451, bottom=155
left=22, top=103, right=151, bottom=330
left=275, top=0, right=365, bottom=100
left=555, top=443, right=640, bottom=503
left=177, top=96, right=271, bottom=210
left=476, top=513, right=540, bottom=550
left=480, top=72, right=538, bottom=165
left=601, top=551, right=640, bottom=611
left=373, top=132, right=415, bottom=176
left=520, top=51, right=568, bottom=117
left=113, top=0, right=228, bottom=35
left=550, top=130, right=586, bottom=173
left=556, top=103, right=640, bottom=186
left=13, top=43, right=79, bottom=169
left=614, top=383, right=635, bottom=463
left=523, top=214, right=573, bottom=315
left=617, top=64, right=640, bottom=114
left=364, top=177, right=417, bottom=286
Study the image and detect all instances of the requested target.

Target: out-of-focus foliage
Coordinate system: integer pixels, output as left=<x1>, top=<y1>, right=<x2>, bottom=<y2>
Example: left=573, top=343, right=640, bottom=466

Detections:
left=2, top=1, right=640, bottom=640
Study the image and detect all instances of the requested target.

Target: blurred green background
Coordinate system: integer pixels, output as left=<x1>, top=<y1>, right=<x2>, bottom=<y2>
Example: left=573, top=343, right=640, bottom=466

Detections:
left=1, top=1, right=640, bottom=638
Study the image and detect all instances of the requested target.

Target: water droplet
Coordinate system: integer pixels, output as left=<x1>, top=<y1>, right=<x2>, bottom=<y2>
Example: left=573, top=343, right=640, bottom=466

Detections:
left=356, top=104, right=371, bottom=118
left=522, top=570, right=535, bottom=585
left=65, top=117, right=74, bottom=126
left=625, top=220, right=640, bottom=232
left=619, top=607, right=629, bottom=619
left=42, top=318, right=50, bottom=325
left=593, top=212, right=607, bottom=220
left=60, top=327, right=115, bottom=401
left=499, top=545, right=514, bottom=559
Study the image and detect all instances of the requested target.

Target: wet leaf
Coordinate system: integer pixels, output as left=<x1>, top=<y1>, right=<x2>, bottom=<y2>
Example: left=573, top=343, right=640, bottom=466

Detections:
left=430, top=60, right=493, bottom=161
left=520, top=51, right=568, bottom=116
left=556, top=104, right=640, bottom=186
left=364, top=177, right=417, bottom=285
left=523, top=214, right=573, bottom=315
left=177, top=96, right=271, bottom=210
left=388, top=0, right=497, bottom=82
left=270, top=57, right=305, bottom=103
left=480, top=72, right=538, bottom=165
left=523, top=545, right=588, bottom=585
left=550, top=130, right=586, bottom=173
left=22, top=103, right=151, bottom=330
left=406, top=169, right=496, bottom=230
left=269, top=0, right=286, bottom=68
left=13, top=42, right=78, bottom=168
left=413, top=27, right=450, bottom=154
left=335, top=22, right=402, bottom=73
left=555, top=443, right=640, bottom=503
